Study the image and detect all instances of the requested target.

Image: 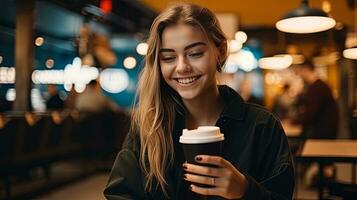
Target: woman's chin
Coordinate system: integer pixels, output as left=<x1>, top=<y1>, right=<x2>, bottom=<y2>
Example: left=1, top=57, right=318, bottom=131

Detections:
left=177, top=90, right=200, bottom=101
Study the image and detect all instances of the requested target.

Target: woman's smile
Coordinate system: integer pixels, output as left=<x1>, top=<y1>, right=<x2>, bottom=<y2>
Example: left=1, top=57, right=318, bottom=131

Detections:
left=174, top=75, right=202, bottom=86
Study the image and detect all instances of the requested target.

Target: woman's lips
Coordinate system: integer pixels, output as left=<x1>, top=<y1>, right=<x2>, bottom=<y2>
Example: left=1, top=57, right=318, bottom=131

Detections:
left=175, top=75, right=201, bottom=85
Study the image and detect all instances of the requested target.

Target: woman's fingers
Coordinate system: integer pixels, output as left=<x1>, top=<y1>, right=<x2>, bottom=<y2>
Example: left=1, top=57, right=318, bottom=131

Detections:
left=189, top=183, right=225, bottom=196
left=183, top=163, right=222, bottom=177
left=182, top=155, right=248, bottom=199
left=194, top=155, right=232, bottom=168
left=184, top=173, right=220, bottom=186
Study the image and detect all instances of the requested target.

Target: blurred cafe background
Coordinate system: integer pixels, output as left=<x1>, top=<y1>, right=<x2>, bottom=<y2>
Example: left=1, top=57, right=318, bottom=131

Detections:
left=0, top=0, right=356, bottom=199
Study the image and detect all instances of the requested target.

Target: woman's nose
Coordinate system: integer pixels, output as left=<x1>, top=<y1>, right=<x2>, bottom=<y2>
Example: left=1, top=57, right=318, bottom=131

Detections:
left=176, top=56, right=191, bottom=73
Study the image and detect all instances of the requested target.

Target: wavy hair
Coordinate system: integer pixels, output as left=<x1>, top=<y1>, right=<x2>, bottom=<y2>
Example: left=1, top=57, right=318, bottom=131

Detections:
left=131, top=3, right=228, bottom=195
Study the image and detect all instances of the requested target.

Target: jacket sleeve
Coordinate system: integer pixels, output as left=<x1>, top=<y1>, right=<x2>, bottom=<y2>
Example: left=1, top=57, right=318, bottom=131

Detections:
left=242, top=115, right=295, bottom=200
left=104, top=131, right=147, bottom=200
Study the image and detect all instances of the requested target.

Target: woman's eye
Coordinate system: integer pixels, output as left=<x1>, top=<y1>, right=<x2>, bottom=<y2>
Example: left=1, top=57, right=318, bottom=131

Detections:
left=188, top=52, right=203, bottom=58
left=161, top=56, right=176, bottom=62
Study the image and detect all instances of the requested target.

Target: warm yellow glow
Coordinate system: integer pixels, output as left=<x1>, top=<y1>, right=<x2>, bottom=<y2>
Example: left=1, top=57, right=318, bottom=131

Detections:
left=343, top=48, right=357, bottom=59
left=123, top=56, right=137, bottom=69
left=335, top=22, right=344, bottom=30
left=259, top=55, right=293, bottom=70
left=276, top=54, right=305, bottom=64
left=322, top=1, right=331, bottom=13
left=276, top=16, right=336, bottom=33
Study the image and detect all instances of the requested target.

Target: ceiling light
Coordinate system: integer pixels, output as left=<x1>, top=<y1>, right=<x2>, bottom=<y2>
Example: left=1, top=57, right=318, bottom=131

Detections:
left=343, top=48, right=357, bottom=59
left=259, top=55, right=293, bottom=70
left=276, top=0, right=336, bottom=34
left=276, top=54, right=305, bottom=64
left=343, top=0, right=357, bottom=59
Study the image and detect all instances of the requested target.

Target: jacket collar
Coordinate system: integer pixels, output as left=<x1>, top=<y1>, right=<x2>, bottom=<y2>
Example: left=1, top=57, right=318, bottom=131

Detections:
left=218, top=85, right=246, bottom=121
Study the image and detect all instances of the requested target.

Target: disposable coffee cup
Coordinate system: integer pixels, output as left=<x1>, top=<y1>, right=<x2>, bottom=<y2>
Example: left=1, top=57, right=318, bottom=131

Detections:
left=179, top=126, right=224, bottom=166
left=180, top=126, right=224, bottom=192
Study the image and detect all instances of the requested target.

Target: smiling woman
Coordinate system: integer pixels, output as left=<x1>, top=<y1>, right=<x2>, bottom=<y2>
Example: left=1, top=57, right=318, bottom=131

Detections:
left=104, top=3, right=294, bottom=200
left=160, top=25, right=219, bottom=101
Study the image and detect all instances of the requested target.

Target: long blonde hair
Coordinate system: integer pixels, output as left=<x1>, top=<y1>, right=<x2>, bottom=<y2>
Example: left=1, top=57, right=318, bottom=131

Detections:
left=131, top=3, right=228, bottom=195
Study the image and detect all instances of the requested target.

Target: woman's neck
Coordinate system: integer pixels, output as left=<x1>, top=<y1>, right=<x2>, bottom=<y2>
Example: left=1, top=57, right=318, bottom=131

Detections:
left=183, top=85, right=224, bottom=129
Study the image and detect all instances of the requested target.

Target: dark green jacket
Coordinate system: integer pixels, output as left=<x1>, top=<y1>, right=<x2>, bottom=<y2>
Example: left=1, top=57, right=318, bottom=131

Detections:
left=104, top=85, right=294, bottom=199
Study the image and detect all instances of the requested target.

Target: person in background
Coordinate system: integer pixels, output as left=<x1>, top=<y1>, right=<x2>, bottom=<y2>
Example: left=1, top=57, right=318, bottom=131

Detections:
left=292, top=60, right=338, bottom=139
left=292, top=60, right=339, bottom=187
left=46, top=84, right=64, bottom=111
left=75, top=80, right=119, bottom=112
left=64, top=84, right=78, bottom=110
left=239, top=78, right=263, bottom=106
left=272, top=84, right=294, bottom=120
left=104, top=3, right=294, bottom=199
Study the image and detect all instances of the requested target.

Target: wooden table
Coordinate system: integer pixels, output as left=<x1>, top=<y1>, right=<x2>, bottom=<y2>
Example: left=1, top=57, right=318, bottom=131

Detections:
left=281, top=121, right=302, bottom=138
left=296, top=139, right=357, bottom=199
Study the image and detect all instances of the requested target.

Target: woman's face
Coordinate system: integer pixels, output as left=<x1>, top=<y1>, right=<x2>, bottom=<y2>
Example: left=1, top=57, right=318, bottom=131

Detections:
left=159, top=23, right=219, bottom=101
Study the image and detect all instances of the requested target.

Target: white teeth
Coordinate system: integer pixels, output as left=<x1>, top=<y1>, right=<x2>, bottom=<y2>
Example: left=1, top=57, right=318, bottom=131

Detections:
left=177, top=76, right=198, bottom=84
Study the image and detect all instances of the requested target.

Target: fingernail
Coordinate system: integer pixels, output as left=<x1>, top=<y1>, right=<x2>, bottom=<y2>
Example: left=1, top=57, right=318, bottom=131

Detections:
left=183, top=174, right=187, bottom=179
left=182, top=164, right=187, bottom=170
left=189, top=185, right=192, bottom=190
left=195, top=156, right=202, bottom=161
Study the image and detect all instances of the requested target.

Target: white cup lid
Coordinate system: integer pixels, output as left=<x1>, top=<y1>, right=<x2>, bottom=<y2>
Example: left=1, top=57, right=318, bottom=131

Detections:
left=179, top=126, right=224, bottom=144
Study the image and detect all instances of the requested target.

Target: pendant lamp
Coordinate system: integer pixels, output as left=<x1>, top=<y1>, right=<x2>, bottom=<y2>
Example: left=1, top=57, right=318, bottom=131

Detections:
left=343, top=0, right=357, bottom=59
left=276, top=0, right=336, bottom=34
left=259, top=55, right=293, bottom=70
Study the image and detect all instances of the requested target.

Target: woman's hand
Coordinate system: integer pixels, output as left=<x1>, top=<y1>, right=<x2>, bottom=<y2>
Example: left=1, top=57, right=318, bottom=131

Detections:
left=183, top=155, right=248, bottom=199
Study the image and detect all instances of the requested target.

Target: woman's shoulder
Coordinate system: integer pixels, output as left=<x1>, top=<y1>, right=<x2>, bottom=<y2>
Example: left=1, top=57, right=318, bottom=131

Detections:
left=121, top=126, right=141, bottom=154
left=219, top=85, right=280, bottom=125
left=244, top=102, right=281, bottom=126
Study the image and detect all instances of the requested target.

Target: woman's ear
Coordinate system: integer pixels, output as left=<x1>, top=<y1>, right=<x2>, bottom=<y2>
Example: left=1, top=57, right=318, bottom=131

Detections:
left=216, top=42, right=228, bottom=71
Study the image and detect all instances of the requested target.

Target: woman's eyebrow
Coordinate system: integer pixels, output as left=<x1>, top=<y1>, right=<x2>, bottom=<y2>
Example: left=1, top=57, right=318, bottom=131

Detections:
left=159, top=42, right=207, bottom=53
left=184, top=42, right=207, bottom=50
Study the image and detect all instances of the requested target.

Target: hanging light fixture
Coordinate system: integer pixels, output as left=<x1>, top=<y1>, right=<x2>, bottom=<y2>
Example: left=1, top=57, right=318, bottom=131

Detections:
left=259, top=55, right=293, bottom=70
left=276, top=0, right=336, bottom=34
left=343, top=0, right=357, bottom=59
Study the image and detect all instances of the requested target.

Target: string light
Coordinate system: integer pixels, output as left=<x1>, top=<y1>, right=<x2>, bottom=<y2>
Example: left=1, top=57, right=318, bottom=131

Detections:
left=123, top=56, right=137, bottom=69
left=136, top=42, right=148, bottom=55
left=35, top=37, right=44, bottom=46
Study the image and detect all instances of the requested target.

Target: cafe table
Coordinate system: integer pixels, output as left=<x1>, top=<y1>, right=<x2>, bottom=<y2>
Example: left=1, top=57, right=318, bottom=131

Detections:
left=296, top=139, right=357, bottom=200
left=281, top=121, right=302, bottom=138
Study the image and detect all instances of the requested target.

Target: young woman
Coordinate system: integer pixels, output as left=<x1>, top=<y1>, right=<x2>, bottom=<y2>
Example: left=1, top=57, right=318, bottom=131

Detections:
left=104, top=3, right=294, bottom=200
